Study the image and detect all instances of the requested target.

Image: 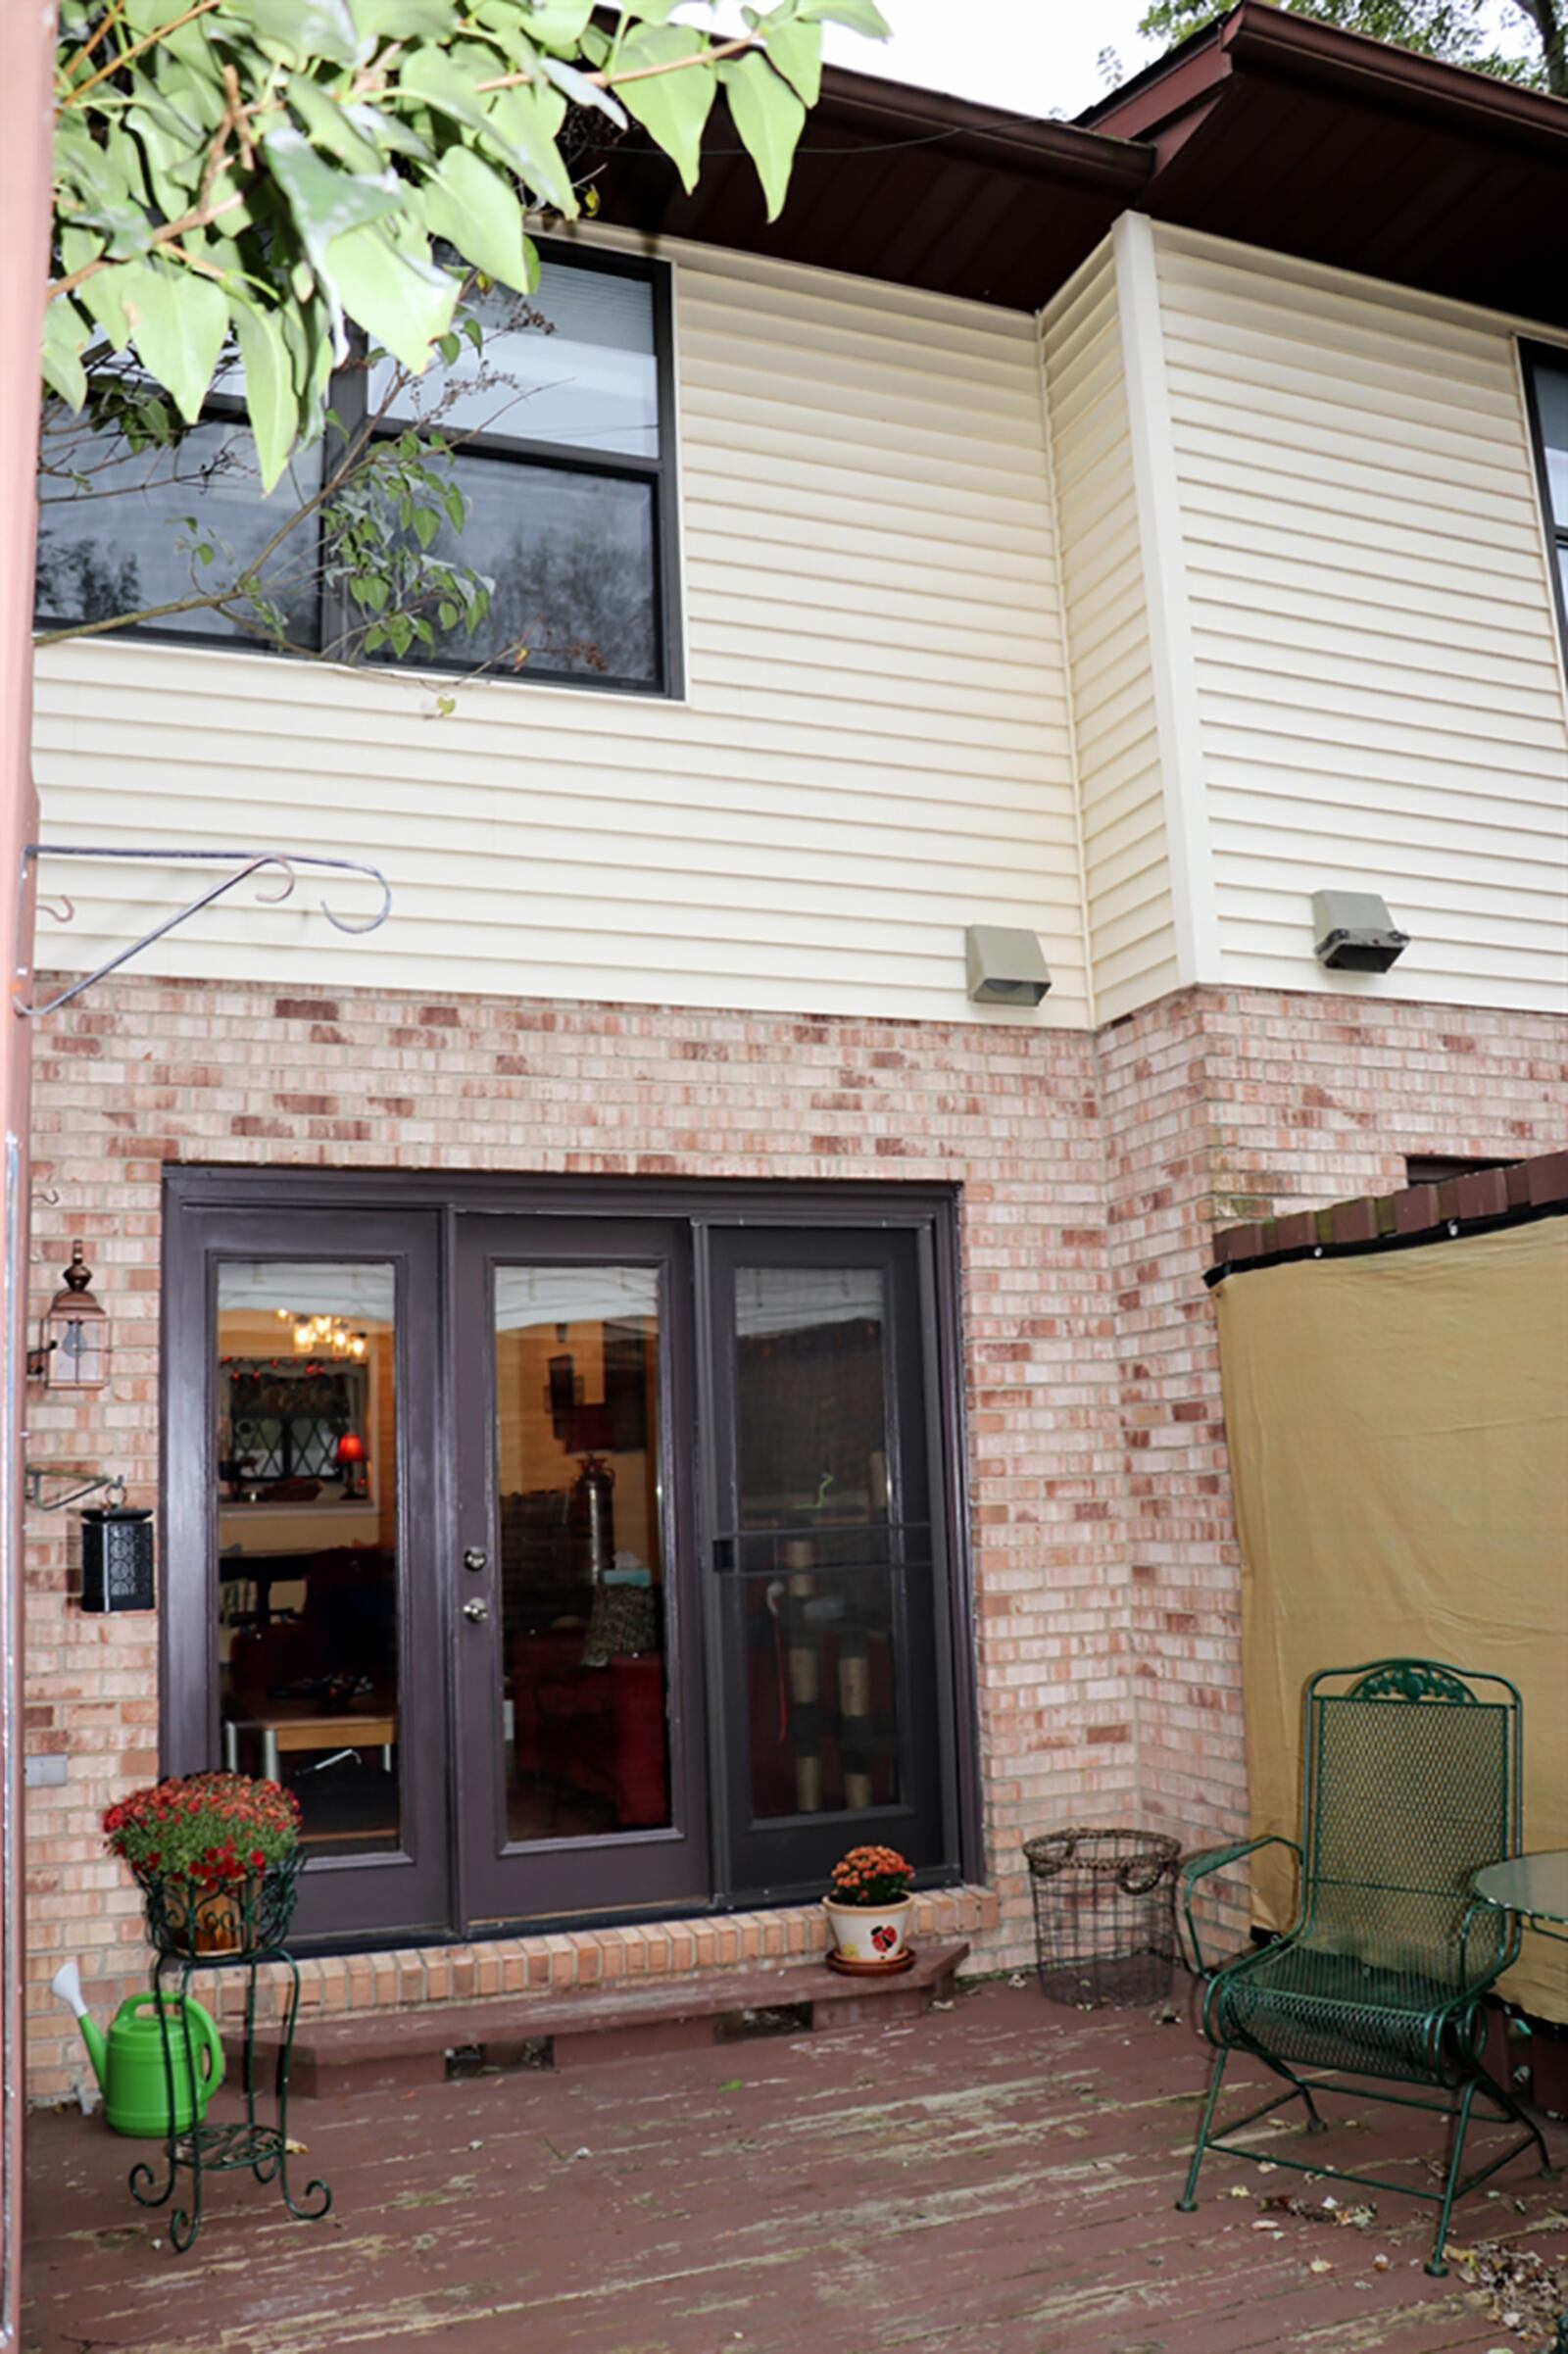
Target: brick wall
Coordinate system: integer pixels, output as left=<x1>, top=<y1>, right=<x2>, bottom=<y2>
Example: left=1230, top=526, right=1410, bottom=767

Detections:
left=22, top=978, right=1126, bottom=2102
left=1100, top=987, right=1568, bottom=1862
left=21, top=975, right=1566, bottom=2103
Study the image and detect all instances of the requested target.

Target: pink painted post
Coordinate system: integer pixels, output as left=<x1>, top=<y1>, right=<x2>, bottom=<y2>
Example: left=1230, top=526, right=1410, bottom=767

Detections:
left=1, top=6, right=56, bottom=2343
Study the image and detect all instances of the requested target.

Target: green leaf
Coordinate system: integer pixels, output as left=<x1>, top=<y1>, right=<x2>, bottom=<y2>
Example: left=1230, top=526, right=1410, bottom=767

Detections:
left=340, top=100, right=434, bottom=163
left=398, top=45, right=495, bottom=138
left=348, top=0, right=457, bottom=32
left=612, top=25, right=715, bottom=195
left=423, top=145, right=535, bottom=293
left=539, top=52, right=627, bottom=128
left=764, top=19, right=821, bottom=106
left=263, top=125, right=403, bottom=265
left=122, top=263, right=228, bottom=422
left=41, top=301, right=91, bottom=410
left=284, top=73, right=385, bottom=172
left=412, top=505, right=440, bottom=548
left=75, top=259, right=134, bottom=352
left=719, top=52, right=805, bottom=222
left=484, top=79, right=574, bottom=213
left=324, top=221, right=458, bottom=372
left=231, top=301, right=297, bottom=494
left=797, top=0, right=889, bottom=31
left=225, top=0, right=363, bottom=64
left=514, top=0, right=594, bottom=40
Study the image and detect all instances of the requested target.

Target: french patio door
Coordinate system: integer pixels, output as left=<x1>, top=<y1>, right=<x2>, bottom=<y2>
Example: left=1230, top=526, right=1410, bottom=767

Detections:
left=166, top=1177, right=967, bottom=1948
left=451, top=1216, right=709, bottom=1927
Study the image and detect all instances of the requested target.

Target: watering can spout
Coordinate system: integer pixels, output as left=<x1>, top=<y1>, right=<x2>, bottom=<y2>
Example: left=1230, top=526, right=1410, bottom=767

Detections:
left=51, top=1960, right=108, bottom=2093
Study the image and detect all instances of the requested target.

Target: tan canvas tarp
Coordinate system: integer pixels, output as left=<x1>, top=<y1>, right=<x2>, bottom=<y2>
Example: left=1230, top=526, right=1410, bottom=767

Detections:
left=1216, top=1217, right=1568, bottom=2022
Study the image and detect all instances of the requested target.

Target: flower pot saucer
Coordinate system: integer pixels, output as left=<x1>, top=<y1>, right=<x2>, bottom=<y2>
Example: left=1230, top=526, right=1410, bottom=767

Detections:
left=825, top=1945, right=917, bottom=1977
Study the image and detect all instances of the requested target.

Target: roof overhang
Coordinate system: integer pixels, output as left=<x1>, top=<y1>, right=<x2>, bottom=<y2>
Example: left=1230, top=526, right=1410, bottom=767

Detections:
left=589, top=3, right=1568, bottom=328
left=588, top=71, right=1152, bottom=310
left=1083, top=1, right=1568, bottom=329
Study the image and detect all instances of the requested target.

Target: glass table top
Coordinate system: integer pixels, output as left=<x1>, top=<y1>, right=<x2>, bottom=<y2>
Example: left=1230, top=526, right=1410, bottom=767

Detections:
left=1471, top=1850, right=1568, bottom=1925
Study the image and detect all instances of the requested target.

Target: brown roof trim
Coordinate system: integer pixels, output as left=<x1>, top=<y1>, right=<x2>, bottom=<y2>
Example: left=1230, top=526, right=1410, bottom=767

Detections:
left=1206, top=1149, right=1568, bottom=1285
left=810, top=66, right=1155, bottom=192
left=1221, top=2, right=1568, bottom=156
left=1087, top=0, right=1568, bottom=159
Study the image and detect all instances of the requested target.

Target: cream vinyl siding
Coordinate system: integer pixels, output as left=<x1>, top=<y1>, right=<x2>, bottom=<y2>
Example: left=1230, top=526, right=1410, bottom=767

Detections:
left=1153, top=225, right=1568, bottom=1014
left=30, top=239, right=1087, bottom=1026
left=1044, top=247, right=1179, bottom=1021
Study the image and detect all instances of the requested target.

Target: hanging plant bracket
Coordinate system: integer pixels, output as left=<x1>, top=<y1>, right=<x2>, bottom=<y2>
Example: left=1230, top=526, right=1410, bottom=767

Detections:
left=14, top=845, right=393, bottom=1019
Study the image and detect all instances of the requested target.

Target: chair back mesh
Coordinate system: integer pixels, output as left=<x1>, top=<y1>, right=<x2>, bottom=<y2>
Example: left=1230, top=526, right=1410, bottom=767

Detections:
left=1303, top=1666, right=1515, bottom=1983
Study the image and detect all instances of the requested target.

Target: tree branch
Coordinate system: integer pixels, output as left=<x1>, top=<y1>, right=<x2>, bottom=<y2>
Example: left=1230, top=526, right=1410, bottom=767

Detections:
left=62, top=0, right=221, bottom=105
left=474, top=31, right=757, bottom=97
left=49, top=188, right=248, bottom=302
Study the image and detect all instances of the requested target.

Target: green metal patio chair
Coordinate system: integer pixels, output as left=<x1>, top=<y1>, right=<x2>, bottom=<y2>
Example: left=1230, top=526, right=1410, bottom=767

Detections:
left=1176, top=1658, right=1557, bottom=2275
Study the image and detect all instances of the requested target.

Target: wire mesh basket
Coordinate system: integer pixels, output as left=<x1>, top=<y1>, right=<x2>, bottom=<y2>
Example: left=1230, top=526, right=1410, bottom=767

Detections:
left=1022, top=1827, right=1181, bottom=2009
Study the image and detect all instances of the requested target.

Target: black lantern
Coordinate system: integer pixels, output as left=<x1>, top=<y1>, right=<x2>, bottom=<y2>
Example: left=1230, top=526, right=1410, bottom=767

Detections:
left=79, top=1506, right=156, bottom=1613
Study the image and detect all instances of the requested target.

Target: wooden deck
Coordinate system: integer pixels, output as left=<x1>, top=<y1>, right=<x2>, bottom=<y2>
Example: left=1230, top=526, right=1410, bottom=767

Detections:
left=23, top=1980, right=1566, bottom=2353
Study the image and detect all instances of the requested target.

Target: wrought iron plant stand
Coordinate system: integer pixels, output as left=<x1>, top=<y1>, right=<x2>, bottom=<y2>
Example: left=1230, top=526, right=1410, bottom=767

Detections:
left=128, top=1854, right=330, bottom=2253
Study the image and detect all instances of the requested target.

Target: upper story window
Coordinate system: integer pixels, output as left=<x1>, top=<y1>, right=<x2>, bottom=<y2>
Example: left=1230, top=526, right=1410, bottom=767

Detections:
left=33, top=248, right=681, bottom=698
left=1523, top=344, right=1568, bottom=664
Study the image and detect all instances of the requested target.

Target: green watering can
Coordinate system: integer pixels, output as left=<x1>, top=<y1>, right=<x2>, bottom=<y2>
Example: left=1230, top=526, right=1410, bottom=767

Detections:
left=52, top=1960, right=224, bottom=2136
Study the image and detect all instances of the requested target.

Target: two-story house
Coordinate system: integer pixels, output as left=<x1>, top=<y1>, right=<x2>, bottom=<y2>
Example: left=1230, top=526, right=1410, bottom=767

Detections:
left=21, top=3, right=1568, bottom=2100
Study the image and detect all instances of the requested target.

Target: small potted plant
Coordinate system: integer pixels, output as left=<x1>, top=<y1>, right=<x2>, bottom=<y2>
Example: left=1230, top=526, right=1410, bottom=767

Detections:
left=823, top=1842, right=915, bottom=1973
left=104, top=1771, right=303, bottom=1958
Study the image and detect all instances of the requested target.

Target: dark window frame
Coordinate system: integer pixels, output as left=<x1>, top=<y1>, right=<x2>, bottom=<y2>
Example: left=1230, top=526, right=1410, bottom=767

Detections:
left=1520, top=340, right=1568, bottom=665
left=35, top=241, right=683, bottom=701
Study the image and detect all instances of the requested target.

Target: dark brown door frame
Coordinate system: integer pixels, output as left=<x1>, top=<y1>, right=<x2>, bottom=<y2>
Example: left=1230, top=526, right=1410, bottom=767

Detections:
left=161, top=1168, right=983, bottom=1943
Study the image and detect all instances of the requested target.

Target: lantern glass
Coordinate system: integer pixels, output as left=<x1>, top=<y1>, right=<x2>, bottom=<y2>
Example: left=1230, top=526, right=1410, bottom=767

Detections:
left=45, top=1245, right=109, bottom=1390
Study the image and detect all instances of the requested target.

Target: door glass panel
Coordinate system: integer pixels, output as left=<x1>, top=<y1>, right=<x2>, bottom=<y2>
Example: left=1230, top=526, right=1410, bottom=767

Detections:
left=735, top=1267, right=888, bottom=1533
left=494, top=1267, right=670, bottom=1842
left=215, top=1263, right=400, bottom=1853
left=733, top=1266, right=900, bottom=1820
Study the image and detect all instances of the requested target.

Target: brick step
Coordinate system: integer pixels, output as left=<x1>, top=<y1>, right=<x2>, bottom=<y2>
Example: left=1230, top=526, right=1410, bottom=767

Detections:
left=238, top=1939, right=969, bottom=2097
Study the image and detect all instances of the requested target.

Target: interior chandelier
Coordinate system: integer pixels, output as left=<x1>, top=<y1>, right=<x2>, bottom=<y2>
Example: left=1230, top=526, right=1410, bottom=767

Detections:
left=274, top=1307, right=368, bottom=1359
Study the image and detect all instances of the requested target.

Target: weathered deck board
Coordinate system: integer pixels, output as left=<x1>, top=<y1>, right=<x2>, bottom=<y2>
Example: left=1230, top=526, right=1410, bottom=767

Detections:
left=23, top=1983, right=1566, bottom=2353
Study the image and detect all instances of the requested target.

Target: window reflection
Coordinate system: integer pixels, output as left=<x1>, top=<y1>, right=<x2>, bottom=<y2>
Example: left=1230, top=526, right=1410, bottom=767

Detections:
left=733, top=1266, right=900, bottom=1820
left=34, top=418, right=321, bottom=644
left=416, top=458, right=657, bottom=683
left=215, top=1263, right=399, bottom=1852
left=494, top=1267, right=670, bottom=1843
left=369, top=262, right=659, bottom=457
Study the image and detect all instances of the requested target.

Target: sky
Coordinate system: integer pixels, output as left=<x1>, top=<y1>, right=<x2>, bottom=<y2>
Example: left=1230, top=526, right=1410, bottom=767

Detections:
left=816, top=0, right=1168, bottom=120
left=783, top=0, right=1543, bottom=123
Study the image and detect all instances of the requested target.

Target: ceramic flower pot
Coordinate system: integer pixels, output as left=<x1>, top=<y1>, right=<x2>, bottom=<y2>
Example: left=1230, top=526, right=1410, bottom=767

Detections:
left=822, top=1895, right=914, bottom=1970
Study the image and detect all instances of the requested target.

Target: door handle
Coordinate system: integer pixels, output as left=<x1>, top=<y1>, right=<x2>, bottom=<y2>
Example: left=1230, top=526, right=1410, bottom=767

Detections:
left=462, top=1598, right=489, bottom=1624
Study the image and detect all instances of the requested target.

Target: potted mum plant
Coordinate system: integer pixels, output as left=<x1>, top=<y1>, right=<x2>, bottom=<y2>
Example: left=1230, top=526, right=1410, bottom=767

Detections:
left=823, top=1842, right=915, bottom=1973
left=104, top=1771, right=303, bottom=1958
